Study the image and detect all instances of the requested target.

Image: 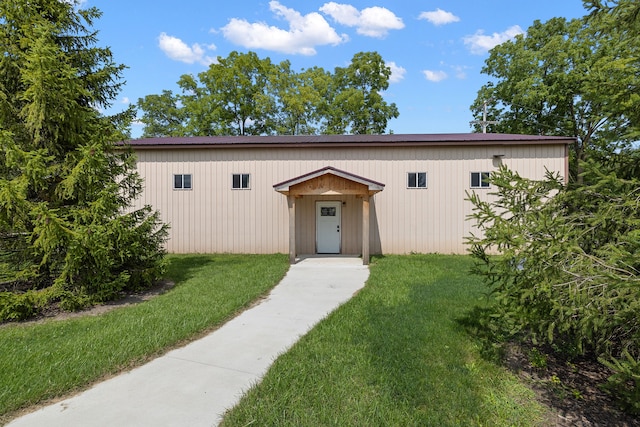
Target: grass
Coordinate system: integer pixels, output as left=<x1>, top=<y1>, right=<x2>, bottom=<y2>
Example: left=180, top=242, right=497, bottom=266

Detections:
left=0, top=253, right=289, bottom=422
left=220, top=254, right=549, bottom=426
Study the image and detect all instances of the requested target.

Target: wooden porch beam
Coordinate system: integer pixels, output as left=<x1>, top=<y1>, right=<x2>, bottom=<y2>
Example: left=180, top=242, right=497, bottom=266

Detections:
left=362, top=195, right=370, bottom=265
left=287, top=195, right=296, bottom=264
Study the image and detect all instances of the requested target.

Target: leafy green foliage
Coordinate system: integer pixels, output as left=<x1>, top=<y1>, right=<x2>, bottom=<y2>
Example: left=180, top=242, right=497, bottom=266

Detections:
left=137, top=50, right=398, bottom=137
left=0, top=292, right=39, bottom=321
left=0, top=0, right=167, bottom=320
left=600, top=350, right=640, bottom=414
left=329, top=51, right=399, bottom=134
left=467, top=164, right=640, bottom=412
left=471, top=1, right=640, bottom=412
left=135, top=90, right=185, bottom=137
left=472, top=15, right=640, bottom=182
left=585, top=1, right=640, bottom=38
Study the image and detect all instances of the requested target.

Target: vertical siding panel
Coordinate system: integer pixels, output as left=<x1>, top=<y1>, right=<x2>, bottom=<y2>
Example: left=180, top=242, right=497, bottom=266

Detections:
left=297, top=196, right=311, bottom=254
left=176, top=150, right=185, bottom=253
left=168, top=150, right=176, bottom=252
left=202, top=150, right=209, bottom=253
left=131, top=141, right=567, bottom=256
left=179, top=150, right=187, bottom=252
left=187, top=151, right=194, bottom=252
left=158, top=151, right=169, bottom=251
left=255, top=150, right=263, bottom=253
left=343, top=195, right=360, bottom=254
left=181, top=150, right=189, bottom=253
left=166, top=150, right=176, bottom=252
left=250, top=154, right=257, bottom=253
left=276, top=149, right=288, bottom=253
left=209, top=150, right=217, bottom=253
left=228, top=150, right=236, bottom=253
left=188, top=150, right=195, bottom=253
left=216, top=149, right=223, bottom=253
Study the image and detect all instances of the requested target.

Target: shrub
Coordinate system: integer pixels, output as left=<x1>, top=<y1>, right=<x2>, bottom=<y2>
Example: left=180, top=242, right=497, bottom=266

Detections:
left=601, top=350, right=640, bottom=414
left=0, top=292, right=38, bottom=321
left=0, top=288, right=56, bottom=321
left=467, top=164, right=640, bottom=411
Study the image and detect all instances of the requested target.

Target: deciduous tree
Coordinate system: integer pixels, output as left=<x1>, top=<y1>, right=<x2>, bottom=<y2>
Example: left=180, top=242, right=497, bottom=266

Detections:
left=330, top=52, right=399, bottom=134
left=186, top=51, right=278, bottom=136
left=471, top=17, right=639, bottom=182
left=270, top=63, right=329, bottom=135
left=137, top=51, right=399, bottom=137
left=137, top=90, right=185, bottom=138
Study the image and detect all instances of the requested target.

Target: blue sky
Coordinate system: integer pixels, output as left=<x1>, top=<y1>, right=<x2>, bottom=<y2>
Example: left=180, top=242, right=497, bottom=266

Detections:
left=86, top=0, right=589, bottom=138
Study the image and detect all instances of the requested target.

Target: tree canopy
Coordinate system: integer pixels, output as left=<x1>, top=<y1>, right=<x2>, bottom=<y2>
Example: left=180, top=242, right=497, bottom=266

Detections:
left=471, top=15, right=640, bottom=182
left=0, top=0, right=167, bottom=319
left=467, top=2, right=640, bottom=413
left=585, top=0, right=640, bottom=35
left=137, top=51, right=399, bottom=137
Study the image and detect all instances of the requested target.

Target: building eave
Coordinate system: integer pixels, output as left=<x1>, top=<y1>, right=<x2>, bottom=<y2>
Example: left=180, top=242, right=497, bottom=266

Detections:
left=119, top=133, right=575, bottom=150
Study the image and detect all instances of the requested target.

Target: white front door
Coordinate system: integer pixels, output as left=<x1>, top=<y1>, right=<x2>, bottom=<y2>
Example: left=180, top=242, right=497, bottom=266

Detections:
left=316, top=201, right=341, bottom=254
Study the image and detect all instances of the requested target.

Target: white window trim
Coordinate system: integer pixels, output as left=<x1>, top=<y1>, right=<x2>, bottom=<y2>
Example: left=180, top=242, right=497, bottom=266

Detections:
left=232, top=173, right=251, bottom=190
left=173, top=173, right=192, bottom=190
left=470, top=171, right=491, bottom=189
left=407, top=172, right=428, bottom=189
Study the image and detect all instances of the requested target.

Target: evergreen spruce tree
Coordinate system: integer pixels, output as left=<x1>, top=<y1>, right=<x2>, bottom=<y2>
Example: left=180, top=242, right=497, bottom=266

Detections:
left=467, top=163, right=640, bottom=412
left=0, top=0, right=167, bottom=315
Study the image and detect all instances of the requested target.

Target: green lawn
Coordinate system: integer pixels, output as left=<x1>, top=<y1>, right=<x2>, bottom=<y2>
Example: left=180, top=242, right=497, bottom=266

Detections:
left=1, top=254, right=550, bottom=426
left=0, top=254, right=289, bottom=423
left=220, top=254, right=549, bottom=427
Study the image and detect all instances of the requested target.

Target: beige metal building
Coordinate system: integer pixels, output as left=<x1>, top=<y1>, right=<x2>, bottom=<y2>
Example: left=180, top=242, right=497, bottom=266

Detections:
left=126, top=133, right=571, bottom=264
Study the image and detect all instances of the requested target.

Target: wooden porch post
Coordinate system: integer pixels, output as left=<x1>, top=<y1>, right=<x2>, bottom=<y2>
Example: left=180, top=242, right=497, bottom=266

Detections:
left=287, top=195, right=296, bottom=264
left=362, top=195, right=370, bottom=265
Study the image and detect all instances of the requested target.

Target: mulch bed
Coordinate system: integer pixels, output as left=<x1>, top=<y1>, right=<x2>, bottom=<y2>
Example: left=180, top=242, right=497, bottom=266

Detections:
left=505, top=342, right=640, bottom=426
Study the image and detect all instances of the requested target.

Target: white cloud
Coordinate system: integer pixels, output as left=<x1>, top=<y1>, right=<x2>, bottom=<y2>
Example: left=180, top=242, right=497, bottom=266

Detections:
left=423, top=70, right=448, bottom=82
left=320, top=2, right=404, bottom=38
left=158, top=33, right=216, bottom=65
left=62, top=0, right=88, bottom=8
left=386, top=61, right=406, bottom=83
left=221, top=1, right=347, bottom=55
left=319, top=2, right=360, bottom=26
left=452, top=65, right=469, bottom=80
left=463, top=25, right=524, bottom=55
left=121, top=97, right=130, bottom=104
left=418, top=9, right=460, bottom=26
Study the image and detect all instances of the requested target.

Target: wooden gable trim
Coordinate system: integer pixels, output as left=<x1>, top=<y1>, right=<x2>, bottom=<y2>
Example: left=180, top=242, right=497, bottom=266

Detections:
left=274, top=166, right=384, bottom=196
left=289, top=174, right=368, bottom=196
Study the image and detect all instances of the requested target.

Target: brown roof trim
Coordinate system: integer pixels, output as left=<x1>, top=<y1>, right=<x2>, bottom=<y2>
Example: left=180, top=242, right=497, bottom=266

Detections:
left=120, top=133, right=574, bottom=149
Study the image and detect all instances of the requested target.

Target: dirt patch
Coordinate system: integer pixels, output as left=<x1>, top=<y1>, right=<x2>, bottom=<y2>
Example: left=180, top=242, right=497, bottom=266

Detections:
left=504, top=342, right=640, bottom=426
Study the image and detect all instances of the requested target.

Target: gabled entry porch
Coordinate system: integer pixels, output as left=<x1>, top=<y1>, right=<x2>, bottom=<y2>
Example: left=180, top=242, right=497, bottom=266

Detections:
left=273, top=166, right=385, bottom=265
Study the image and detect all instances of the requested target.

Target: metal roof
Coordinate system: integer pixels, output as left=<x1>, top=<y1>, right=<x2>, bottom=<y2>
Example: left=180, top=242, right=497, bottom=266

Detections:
left=121, top=133, right=574, bottom=149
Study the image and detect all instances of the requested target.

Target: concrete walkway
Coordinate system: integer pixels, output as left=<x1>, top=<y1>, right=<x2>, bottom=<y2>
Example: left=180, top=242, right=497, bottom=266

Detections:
left=8, top=256, right=369, bottom=427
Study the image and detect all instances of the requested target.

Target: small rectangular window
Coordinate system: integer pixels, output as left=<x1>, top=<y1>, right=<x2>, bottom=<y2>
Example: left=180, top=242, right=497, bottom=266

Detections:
left=232, top=173, right=250, bottom=189
left=173, top=174, right=192, bottom=190
left=407, top=172, right=427, bottom=189
left=470, top=172, right=490, bottom=188
left=320, top=207, right=336, bottom=216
